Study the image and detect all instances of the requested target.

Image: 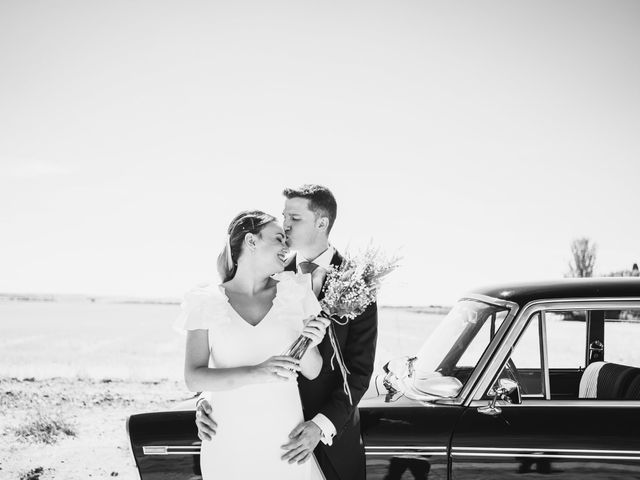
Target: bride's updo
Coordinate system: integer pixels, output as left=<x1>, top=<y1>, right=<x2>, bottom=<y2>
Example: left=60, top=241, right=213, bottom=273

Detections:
left=217, top=210, right=276, bottom=282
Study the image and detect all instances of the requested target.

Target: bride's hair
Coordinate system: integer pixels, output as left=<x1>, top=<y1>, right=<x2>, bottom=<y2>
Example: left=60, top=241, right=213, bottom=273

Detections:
left=217, top=210, right=276, bottom=282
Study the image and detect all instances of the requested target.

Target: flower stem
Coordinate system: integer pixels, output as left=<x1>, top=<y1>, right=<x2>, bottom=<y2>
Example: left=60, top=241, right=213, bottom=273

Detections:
left=284, top=336, right=312, bottom=360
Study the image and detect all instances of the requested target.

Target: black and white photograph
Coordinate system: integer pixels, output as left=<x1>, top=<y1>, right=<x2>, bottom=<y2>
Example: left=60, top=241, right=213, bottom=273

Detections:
left=1, top=1, right=640, bottom=479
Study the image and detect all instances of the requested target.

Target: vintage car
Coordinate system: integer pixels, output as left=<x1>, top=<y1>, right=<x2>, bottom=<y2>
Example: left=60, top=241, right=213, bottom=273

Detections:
left=127, top=277, right=640, bottom=479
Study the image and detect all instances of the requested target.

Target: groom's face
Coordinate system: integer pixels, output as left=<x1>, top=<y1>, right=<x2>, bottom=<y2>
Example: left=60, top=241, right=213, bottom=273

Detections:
left=282, top=197, right=322, bottom=250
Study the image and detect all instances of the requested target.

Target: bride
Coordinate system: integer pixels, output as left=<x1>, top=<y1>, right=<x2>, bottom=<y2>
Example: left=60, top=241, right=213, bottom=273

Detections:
left=177, top=210, right=328, bottom=480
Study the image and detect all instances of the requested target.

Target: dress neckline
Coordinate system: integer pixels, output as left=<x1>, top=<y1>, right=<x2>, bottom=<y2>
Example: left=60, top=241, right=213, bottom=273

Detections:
left=218, top=283, right=278, bottom=328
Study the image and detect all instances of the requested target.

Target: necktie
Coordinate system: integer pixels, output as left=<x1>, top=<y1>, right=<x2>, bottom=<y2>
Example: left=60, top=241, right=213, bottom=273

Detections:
left=299, top=262, right=325, bottom=297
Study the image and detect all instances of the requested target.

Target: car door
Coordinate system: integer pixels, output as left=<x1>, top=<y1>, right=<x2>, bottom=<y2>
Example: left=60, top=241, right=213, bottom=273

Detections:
left=360, top=394, right=462, bottom=480
left=360, top=302, right=513, bottom=480
left=450, top=302, right=640, bottom=479
left=128, top=410, right=202, bottom=480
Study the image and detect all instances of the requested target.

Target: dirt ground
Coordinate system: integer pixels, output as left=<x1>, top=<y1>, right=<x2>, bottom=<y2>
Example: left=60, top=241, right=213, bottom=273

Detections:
left=0, top=376, right=193, bottom=480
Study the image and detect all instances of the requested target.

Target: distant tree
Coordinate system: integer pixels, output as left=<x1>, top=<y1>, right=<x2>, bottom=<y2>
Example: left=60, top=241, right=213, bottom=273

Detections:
left=566, top=237, right=597, bottom=278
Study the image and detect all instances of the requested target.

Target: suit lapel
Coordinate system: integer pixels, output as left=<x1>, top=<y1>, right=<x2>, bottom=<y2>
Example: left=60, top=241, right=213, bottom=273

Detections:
left=318, top=250, right=343, bottom=301
left=318, top=250, right=348, bottom=365
left=329, top=250, right=343, bottom=268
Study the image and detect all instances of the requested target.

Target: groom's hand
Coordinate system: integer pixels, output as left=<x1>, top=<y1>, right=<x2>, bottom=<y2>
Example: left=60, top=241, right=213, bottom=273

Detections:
left=280, top=421, right=322, bottom=464
left=195, top=399, right=218, bottom=441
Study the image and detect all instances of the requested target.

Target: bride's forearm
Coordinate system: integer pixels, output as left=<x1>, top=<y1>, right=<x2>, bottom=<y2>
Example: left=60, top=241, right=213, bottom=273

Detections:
left=185, top=365, right=258, bottom=392
left=300, top=346, right=322, bottom=380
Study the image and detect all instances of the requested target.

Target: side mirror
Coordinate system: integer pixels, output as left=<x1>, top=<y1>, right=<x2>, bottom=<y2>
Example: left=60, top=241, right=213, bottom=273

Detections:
left=478, top=378, right=522, bottom=416
left=500, top=378, right=522, bottom=405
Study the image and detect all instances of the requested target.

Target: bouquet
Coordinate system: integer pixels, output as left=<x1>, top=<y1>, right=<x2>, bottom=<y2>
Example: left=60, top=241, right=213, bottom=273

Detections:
left=284, top=245, right=400, bottom=403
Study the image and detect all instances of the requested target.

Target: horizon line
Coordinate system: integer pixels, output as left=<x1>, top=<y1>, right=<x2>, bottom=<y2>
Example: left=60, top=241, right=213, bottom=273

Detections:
left=0, top=291, right=452, bottom=310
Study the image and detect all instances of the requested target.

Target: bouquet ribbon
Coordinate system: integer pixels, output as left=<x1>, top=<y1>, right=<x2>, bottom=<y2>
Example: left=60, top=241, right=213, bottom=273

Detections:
left=283, top=311, right=354, bottom=406
left=326, top=319, right=353, bottom=405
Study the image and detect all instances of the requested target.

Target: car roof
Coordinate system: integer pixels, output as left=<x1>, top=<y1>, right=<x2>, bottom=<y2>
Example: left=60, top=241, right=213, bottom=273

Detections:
left=468, top=277, right=640, bottom=307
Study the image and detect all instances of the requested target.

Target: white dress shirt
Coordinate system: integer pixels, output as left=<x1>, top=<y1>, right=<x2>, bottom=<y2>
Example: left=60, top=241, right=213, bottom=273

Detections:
left=295, top=245, right=335, bottom=273
left=296, top=246, right=338, bottom=445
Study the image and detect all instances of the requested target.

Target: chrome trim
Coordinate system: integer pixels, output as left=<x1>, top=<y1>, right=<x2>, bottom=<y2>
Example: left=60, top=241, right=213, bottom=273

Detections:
left=540, top=311, right=550, bottom=400
left=523, top=298, right=640, bottom=310
left=144, top=444, right=448, bottom=457
left=366, top=452, right=447, bottom=456
left=468, top=298, right=640, bottom=403
left=452, top=452, right=640, bottom=460
left=453, top=294, right=520, bottom=405
left=365, top=445, right=448, bottom=456
left=143, top=446, right=167, bottom=455
left=469, top=399, right=640, bottom=407
left=456, top=447, right=640, bottom=454
left=462, top=293, right=520, bottom=310
left=143, top=446, right=201, bottom=455
left=453, top=446, right=640, bottom=461
left=366, top=446, right=446, bottom=451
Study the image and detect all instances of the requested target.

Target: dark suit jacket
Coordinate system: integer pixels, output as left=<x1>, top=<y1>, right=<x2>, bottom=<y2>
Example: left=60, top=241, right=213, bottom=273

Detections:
left=287, top=251, right=378, bottom=480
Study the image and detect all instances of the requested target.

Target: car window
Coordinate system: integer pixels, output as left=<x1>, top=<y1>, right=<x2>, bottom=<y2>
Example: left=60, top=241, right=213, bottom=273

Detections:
left=457, top=310, right=508, bottom=368
left=546, top=311, right=586, bottom=369
left=509, top=312, right=543, bottom=396
left=491, top=312, right=543, bottom=398
left=486, top=306, right=640, bottom=403
left=510, top=313, right=541, bottom=369
left=604, top=309, right=640, bottom=367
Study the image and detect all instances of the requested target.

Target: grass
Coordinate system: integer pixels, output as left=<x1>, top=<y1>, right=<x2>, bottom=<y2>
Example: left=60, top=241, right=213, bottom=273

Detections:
left=19, top=467, right=46, bottom=480
left=1, top=376, right=187, bottom=480
left=12, top=409, right=77, bottom=444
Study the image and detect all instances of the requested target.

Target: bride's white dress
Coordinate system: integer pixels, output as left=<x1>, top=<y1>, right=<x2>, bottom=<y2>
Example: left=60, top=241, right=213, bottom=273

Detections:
left=176, top=272, right=325, bottom=480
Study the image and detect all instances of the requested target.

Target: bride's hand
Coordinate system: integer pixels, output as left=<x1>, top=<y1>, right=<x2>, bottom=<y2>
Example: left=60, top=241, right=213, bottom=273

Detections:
left=252, top=356, right=301, bottom=382
left=301, top=316, right=331, bottom=349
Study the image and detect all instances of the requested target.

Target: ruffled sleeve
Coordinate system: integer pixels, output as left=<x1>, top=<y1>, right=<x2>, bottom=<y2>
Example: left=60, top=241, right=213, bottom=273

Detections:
left=273, top=271, right=322, bottom=318
left=173, top=283, right=230, bottom=333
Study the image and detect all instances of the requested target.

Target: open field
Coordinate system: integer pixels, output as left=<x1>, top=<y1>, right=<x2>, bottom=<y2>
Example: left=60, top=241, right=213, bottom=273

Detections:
left=0, top=301, right=445, bottom=380
left=0, top=300, right=447, bottom=479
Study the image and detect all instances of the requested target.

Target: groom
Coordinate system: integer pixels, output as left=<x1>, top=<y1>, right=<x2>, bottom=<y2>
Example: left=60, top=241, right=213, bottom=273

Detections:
left=195, top=184, right=378, bottom=480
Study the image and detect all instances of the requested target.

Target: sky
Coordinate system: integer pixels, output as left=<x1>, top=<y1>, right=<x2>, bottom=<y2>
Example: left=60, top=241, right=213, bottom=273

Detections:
left=1, top=1, right=639, bottom=306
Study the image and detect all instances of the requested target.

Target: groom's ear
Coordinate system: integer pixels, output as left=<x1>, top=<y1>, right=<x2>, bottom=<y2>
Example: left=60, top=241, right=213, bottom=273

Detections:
left=317, top=216, right=329, bottom=233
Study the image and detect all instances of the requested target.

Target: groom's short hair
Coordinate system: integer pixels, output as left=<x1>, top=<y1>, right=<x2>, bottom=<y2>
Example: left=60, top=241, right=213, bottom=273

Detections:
left=282, top=184, right=337, bottom=233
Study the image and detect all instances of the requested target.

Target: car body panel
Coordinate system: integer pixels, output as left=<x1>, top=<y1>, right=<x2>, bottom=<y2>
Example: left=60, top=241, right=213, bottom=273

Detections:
left=127, top=411, right=201, bottom=479
left=359, top=395, right=463, bottom=480
left=452, top=403, right=640, bottom=479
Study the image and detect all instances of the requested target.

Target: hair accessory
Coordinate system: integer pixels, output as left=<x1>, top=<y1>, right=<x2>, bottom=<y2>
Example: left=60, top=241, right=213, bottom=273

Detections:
left=226, top=234, right=233, bottom=266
